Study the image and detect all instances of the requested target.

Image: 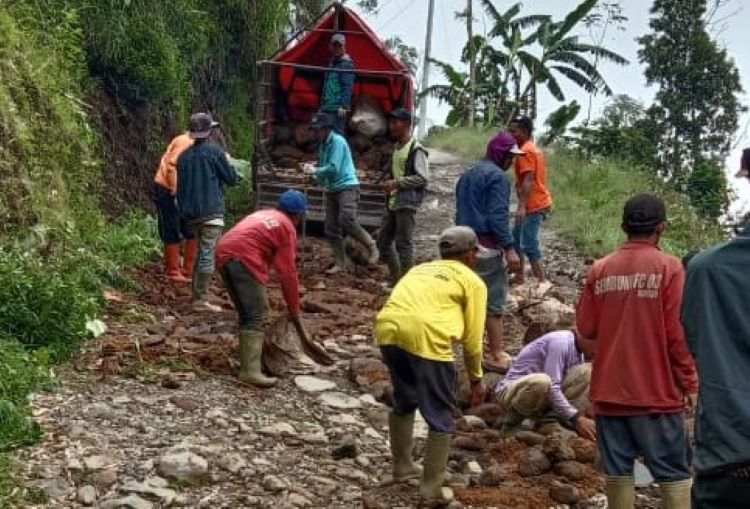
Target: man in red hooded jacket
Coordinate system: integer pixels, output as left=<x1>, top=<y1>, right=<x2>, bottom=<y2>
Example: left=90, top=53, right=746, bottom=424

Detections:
left=576, top=194, right=698, bottom=509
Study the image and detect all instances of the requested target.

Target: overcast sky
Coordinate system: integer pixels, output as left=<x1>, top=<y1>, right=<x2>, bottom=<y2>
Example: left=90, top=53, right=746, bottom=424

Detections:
left=354, top=0, right=750, bottom=214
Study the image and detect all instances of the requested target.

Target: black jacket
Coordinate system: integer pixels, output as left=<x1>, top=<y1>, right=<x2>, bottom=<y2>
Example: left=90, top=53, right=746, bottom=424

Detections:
left=176, top=141, right=238, bottom=223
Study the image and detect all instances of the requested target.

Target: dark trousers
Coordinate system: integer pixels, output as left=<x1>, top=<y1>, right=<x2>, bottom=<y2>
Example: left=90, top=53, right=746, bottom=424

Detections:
left=596, top=413, right=691, bottom=482
left=693, top=472, right=750, bottom=508
left=220, top=261, right=268, bottom=331
left=377, top=208, right=416, bottom=282
left=380, top=345, right=457, bottom=434
left=324, top=188, right=362, bottom=240
left=155, top=184, right=193, bottom=244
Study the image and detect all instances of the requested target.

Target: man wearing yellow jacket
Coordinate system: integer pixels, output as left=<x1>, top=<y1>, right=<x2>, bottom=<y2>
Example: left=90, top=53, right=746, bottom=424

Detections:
left=376, top=226, right=487, bottom=506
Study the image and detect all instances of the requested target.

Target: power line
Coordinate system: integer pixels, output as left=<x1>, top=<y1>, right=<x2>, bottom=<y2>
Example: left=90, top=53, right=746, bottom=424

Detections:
left=377, top=0, right=414, bottom=32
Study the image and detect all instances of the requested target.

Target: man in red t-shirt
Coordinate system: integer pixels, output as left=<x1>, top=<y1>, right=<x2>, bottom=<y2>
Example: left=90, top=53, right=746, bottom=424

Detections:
left=215, top=190, right=308, bottom=387
left=576, top=194, right=697, bottom=509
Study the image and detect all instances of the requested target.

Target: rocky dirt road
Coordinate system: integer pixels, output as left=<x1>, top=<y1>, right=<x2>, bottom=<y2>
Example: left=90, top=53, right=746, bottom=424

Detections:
left=13, top=151, right=655, bottom=508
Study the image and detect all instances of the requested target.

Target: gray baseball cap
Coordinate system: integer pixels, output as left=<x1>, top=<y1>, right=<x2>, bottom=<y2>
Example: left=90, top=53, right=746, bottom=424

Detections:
left=189, top=113, right=214, bottom=139
left=331, top=33, right=346, bottom=45
left=439, top=226, right=479, bottom=256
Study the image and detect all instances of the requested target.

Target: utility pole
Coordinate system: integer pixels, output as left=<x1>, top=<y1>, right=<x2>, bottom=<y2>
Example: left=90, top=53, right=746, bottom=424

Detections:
left=418, top=0, right=435, bottom=139
left=466, top=0, right=475, bottom=127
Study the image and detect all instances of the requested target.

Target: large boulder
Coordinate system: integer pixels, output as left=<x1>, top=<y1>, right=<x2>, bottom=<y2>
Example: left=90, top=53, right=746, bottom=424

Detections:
left=522, top=298, right=575, bottom=331
left=517, top=448, right=552, bottom=477
left=543, top=434, right=576, bottom=463
left=156, top=451, right=208, bottom=483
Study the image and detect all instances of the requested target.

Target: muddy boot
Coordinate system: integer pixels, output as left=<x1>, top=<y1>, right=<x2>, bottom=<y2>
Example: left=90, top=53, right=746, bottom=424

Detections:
left=238, top=330, right=277, bottom=387
left=351, top=225, right=379, bottom=265
left=419, top=432, right=454, bottom=507
left=605, top=476, right=635, bottom=509
left=192, top=272, right=222, bottom=312
left=326, top=238, right=353, bottom=274
left=660, top=479, right=692, bottom=509
left=164, top=244, right=190, bottom=283
left=388, top=412, right=422, bottom=482
left=182, top=238, right=198, bottom=281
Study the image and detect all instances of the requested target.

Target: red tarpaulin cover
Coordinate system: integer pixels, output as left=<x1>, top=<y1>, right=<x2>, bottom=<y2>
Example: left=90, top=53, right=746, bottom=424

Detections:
left=269, top=5, right=414, bottom=122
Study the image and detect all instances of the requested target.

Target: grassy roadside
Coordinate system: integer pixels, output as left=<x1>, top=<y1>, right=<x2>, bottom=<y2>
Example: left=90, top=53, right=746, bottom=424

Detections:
left=426, top=128, right=726, bottom=258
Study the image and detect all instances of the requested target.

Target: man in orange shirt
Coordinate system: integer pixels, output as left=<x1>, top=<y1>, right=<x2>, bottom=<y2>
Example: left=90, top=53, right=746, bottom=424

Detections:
left=576, top=194, right=697, bottom=509
left=508, top=115, right=553, bottom=283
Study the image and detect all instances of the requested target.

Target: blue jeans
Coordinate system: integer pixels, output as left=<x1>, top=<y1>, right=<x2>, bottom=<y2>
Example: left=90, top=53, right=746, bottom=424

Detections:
left=476, top=253, right=509, bottom=315
left=596, top=414, right=691, bottom=482
left=192, top=223, right=223, bottom=274
left=513, top=210, right=546, bottom=263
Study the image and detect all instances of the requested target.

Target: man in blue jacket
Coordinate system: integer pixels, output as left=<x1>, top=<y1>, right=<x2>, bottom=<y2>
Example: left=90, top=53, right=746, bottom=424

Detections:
left=177, top=113, right=239, bottom=312
left=305, top=112, right=378, bottom=273
left=682, top=221, right=750, bottom=508
left=321, top=33, right=355, bottom=135
left=456, top=132, right=521, bottom=372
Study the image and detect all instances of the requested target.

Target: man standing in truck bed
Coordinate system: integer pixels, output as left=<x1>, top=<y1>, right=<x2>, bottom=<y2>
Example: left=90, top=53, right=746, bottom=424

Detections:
left=321, top=33, right=354, bottom=135
left=378, top=108, right=429, bottom=287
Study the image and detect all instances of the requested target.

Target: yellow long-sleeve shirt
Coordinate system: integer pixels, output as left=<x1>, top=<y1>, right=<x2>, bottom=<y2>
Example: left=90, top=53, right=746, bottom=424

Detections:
left=375, top=259, right=487, bottom=381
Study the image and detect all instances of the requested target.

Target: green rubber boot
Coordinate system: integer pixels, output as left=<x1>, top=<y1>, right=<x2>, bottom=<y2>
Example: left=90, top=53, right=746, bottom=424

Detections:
left=660, top=479, right=692, bottom=509
left=419, top=432, right=454, bottom=507
left=605, top=476, right=635, bottom=509
left=389, top=412, right=422, bottom=481
left=351, top=225, right=379, bottom=265
left=192, top=272, right=222, bottom=312
left=238, top=330, right=277, bottom=387
left=327, top=238, right=354, bottom=274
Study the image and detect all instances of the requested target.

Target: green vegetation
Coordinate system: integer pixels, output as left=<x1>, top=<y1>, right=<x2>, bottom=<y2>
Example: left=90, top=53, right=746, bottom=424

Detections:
left=426, top=127, right=725, bottom=258
left=0, top=1, right=291, bottom=500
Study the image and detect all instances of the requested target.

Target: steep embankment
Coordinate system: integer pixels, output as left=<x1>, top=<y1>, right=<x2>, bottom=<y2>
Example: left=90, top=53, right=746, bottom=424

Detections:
left=0, top=2, right=287, bottom=500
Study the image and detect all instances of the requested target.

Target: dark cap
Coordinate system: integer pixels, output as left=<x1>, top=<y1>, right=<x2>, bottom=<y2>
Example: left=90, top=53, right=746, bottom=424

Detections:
left=623, top=194, right=667, bottom=233
left=439, top=226, right=478, bottom=256
left=189, top=113, right=214, bottom=139
left=389, top=108, right=414, bottom=123
left=510, top=115, right=534, bottom=134
left=310, top=112, right=335, bottom=129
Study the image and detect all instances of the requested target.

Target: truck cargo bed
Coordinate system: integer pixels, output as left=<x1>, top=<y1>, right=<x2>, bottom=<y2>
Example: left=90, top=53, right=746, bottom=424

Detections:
left=255, top=173, right=385, bottom=228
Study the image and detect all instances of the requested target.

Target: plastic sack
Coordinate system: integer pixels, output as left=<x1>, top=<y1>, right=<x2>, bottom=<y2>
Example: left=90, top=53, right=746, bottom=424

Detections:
left=349, top=95, right=387, bottom=137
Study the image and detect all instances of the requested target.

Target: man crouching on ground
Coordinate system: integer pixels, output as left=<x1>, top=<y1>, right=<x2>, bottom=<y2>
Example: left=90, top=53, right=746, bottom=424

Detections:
left=494, top=329, right=595, bottom=441
left=376, top=226, right=487, bottom=506
left=215, top=190, right=308, bottom=387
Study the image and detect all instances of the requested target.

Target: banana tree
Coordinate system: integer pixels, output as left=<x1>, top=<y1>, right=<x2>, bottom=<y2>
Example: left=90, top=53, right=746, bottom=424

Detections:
left=420, top=59, right=470, bottom=127
left=515, top=0, right=629, bottom=103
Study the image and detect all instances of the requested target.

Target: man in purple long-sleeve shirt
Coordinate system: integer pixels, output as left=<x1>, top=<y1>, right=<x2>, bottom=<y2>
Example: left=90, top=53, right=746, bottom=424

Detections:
left=494, top=329, right=596, bottom=440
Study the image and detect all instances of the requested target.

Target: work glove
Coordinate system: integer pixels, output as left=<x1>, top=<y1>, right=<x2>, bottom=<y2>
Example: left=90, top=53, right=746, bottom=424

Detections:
left=337, top=107, right=349, bottom=120
left=301, top=163, right=317, bottom=176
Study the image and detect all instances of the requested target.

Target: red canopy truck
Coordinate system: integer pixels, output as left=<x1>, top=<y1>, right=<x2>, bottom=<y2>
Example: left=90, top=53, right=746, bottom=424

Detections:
left=253, top=3, right=414, bottom=227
